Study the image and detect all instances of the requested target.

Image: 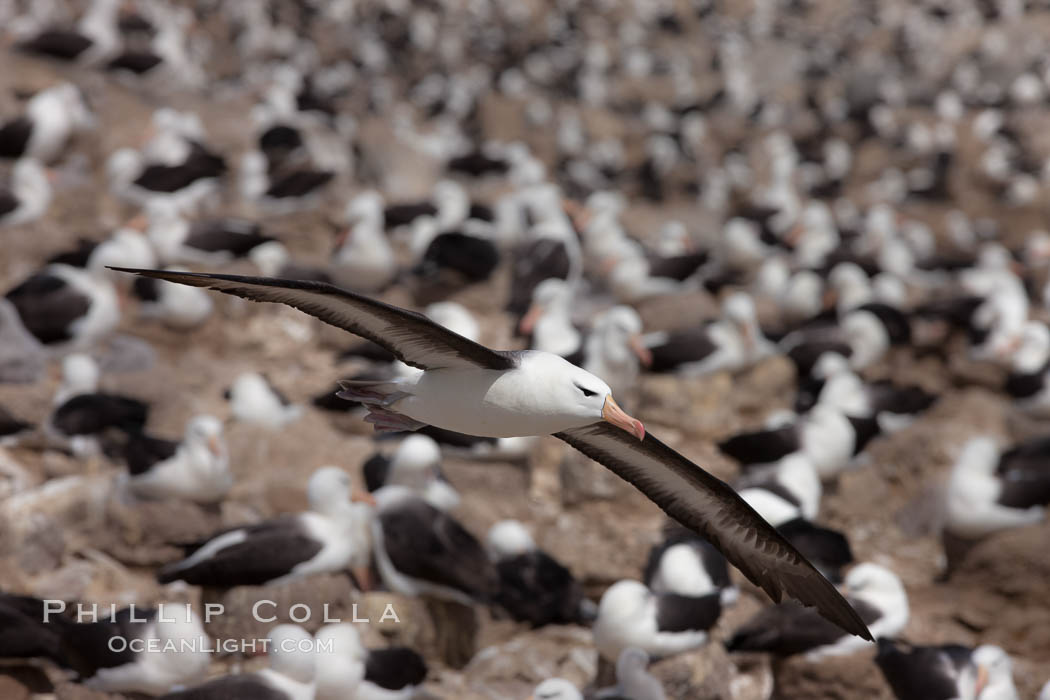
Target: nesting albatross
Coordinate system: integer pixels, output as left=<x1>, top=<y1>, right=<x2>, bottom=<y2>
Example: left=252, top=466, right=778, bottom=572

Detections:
left=111, top=268, right=873, bottom=641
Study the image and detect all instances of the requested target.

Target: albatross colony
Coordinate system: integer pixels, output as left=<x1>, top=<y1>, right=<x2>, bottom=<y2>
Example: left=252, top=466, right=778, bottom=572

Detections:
left=113, top=267, right=872, bottom=640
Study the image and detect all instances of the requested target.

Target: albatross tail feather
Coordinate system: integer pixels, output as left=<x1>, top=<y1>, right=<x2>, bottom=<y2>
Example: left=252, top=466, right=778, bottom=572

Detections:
left=336, top=379, right=425, bottom=433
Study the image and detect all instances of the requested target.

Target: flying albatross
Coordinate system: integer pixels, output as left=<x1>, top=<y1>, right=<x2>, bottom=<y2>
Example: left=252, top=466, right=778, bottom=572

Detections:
left=110, top=267, right=873, bottom=641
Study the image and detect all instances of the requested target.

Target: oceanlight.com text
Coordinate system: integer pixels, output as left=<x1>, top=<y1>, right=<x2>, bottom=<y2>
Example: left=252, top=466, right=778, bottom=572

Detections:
left=106, top=637, right=336, bottom=654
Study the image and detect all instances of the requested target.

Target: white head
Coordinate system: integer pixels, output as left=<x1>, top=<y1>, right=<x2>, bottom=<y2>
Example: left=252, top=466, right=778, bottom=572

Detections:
left=723, top=292, right=757, bottom=325
left=89, top=229, right=157, bottom=276
left=184, top=414, right=227, bottom=463
left=531, top=678, right=583, bottom=700
left=813, top=352, right=851, bottom=379
left=784, top=270, right=823, bottom=319
left=307, top=466, right=353, bottom=516
left=62, top=353, right=99, bottom=394
left=389, top=434, right=442, bottom=489
left=843, top=563, right=908, bottom=633
left=344, top=190, right=384, bottom=227
left=968, top=645, right=1016, bottom=700
left=314, top=623, right=368, bottom=698
left=268, top=624, right=315, bottom=683
left=841, top=310, right=889, bottom=368
left=487, top=519, right=536, bottom=559
left=649, top=543, right=716, bottom=597
left=106, top=148, right=142, bottom=185
left=11, top=158, right=50, bottom=199
left=585, top=305, right=651, bottom=390
left=433, top=179, right=469, bottom=227
left=522, top=352, right=645, bottom=440
left=248, top=240, right=290, bottom=277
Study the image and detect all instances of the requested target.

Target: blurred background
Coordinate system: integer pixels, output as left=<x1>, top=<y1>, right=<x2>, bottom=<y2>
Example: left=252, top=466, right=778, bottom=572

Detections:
left=0, top=0, right=1049, bottom=698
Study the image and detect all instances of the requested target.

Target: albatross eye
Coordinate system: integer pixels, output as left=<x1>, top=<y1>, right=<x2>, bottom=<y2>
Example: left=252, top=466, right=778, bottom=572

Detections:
left=574, top=383, right=598, bottom=398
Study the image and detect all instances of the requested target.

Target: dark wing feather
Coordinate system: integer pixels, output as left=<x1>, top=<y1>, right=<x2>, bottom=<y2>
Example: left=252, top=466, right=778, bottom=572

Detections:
left=18, top=29, right=93, bottom=60
left=51, top=394, right=149, bottom=436
left=364, top=647, right=428, bottom=690
left=5, top=272, right=91, bottom=344
left=506, top=238, right=572, bottom=314
left=122, top=432, right=179, bottom=476
left=266, top=170, right=333, bottom=198
left=555, top=423, right=872, bottom=640
left=379, top=501, right=499, bottom=600
left=726, top=601, right=850, bottom=655
left=647, top=251, right=709, bottom=281
left=0, top=117, right=33, bottom=158
left=182, top=227, right=272, bottom=256
left=776, top=518, right=854, bottom=583
left=495, top=551, right=585, bottom=627
left=0, top=189, right=19, bottom=219
left=157, top=517, right=322, bottom=586
left=996, top=437, right=1050, bottom=508
left=106, top=51, right=162, bottom=73
left=108, top=269, right=516, bottom=371
left=654, top=591, right=722, bottom=632
left=417, top=233, right=500, bottom=283
left=875, top=638, right=969, bottom=700
left=717, top=425, right=799, bottom=465
left=0, top=594, right=63, bottom=661
left=647, top=326, right=719, bottom=372
left=362, top=453, right=391, bottom=492
left=0, top=405, right=32, bottom=437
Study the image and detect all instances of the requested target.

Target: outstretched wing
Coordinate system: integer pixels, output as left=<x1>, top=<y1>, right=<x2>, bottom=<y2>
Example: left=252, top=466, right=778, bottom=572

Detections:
left=555, top=422, right=872, bottom=640
left=110, top=269, right=514, bottom=371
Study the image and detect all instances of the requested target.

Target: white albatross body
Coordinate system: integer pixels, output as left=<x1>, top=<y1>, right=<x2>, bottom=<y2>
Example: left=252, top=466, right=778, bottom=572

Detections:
left=382, top=353, right=619, bottom=438
left=109, top=268, right=874, bottom=643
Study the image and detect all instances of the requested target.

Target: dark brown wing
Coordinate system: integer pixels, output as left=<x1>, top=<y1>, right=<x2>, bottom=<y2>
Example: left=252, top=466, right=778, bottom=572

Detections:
left=555, top=422, right=872, bottom=640
left=108, top=269, right=515, bottom=371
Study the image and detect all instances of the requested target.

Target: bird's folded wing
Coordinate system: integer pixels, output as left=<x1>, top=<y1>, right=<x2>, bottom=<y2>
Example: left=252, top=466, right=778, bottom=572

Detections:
left=555, top=422, right=873, bottom=640
left=109, top=269, right=515, bottom=371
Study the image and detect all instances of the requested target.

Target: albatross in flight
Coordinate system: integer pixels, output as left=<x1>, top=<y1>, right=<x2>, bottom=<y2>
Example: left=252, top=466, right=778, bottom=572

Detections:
left=111, top=267, right=872, bottom=641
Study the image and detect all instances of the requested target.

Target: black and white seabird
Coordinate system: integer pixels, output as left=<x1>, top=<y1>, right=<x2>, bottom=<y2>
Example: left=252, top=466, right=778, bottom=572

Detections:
left=314, top=622, right=428, bottom=700
left=56, top=603, right=210, bottom=695
left=486, top=519, right=591, bottom=628
left=224, top=372, right=302, bottom=428
left=46, top=354, right=149, bottom=457
left=131, top=267, right=214, bottom=329
left=645, top=293, right=776, bottom=376
left=371, top=485, right=497, bottom=605
left=0, top=83, right=94, bottom=162
left=727, top=563, right=907, bottom=660
left=144, top=200, right=273, bottom=265
left=945, top=436, right=1050, bottom=541
left=875, top=638, right=1019, bottom=700
left=642, top=524, right=734, bottom=602
left=119, top=414, right=231, bottom=503
left=719, top=405, right=880, bottom=481
left=159, top=624, right=313, bottom=700
left=0, top=158, right=52, bottom=226
left=158, top=467, right=373, bottom=587
left=16, top=0, right=121, bottom=65
left=362, top=433, right=459, bottom=511
left=110, top=268, right=876, bottom=641
left=592, top=579, right=721, bottom=662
